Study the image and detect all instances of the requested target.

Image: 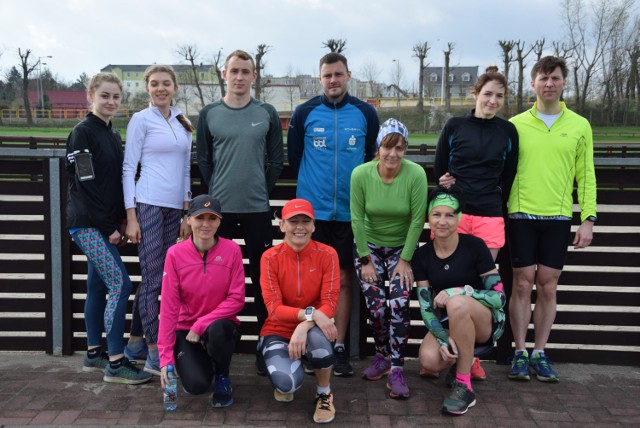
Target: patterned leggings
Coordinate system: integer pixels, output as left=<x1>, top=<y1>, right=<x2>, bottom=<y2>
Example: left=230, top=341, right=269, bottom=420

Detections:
left=134, top=203, right=182, bottom=344
left=259, top=327, right=334, bottom=394
left=355, top=243, right=411, bottom=367
left=71, top=228, right=132, bottom=355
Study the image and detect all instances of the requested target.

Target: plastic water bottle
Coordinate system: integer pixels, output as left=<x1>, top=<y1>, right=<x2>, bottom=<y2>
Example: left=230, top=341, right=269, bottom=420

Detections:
left=163, top=365, right=178, bottom=411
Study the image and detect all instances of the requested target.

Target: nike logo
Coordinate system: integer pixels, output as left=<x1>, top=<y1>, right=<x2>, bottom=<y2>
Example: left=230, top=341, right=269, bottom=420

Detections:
left=252, top=122, right=264, bottom=127
left=310, top=268, right=316, bottom=272
left=294, top=204, right=305, bottom=208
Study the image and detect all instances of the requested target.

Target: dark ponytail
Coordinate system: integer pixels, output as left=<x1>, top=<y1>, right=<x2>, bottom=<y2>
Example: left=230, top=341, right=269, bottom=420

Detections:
left=175, top=114, right=194, bottom=133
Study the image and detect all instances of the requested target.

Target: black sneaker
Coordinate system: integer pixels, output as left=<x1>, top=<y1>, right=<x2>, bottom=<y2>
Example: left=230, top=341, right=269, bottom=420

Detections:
left=442, top=381, right=476, bottom=415
left=255, top=351, right=267, bottom=376
left=333, top=345, right=354, bottom=377
left=302, top=355, right=315, bottom=375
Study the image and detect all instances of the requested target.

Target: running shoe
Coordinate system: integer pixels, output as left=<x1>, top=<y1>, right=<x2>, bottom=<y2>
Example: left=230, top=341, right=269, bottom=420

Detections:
left=386, top=367, right=410, bottom=399
left=124, top=340, right=148, bottom=362
left=470, top=357, right=486, bottom=380
left=255, top=351, right=267, bottom=376
left=508, top=351, right=531, bottom=381
left=82, top=350, right=109, bottom=373
left=143, top=350, right=161, bottom=376
left=442, top=381, right=476, bottom=415
left=313, top=391, right=335, bottom=424
left=210, top=374, right=233, bottom=408
left=333, top=345, right=354, bottom=377
left=103, top=359, right=152, bottom=385
left=302, top=355, right=315, bottom=375
left=419, top=367, right=439, bottom=378
left=274, top=388, right=294, bottom=402
left=362, top=353, right=391, bottom=381
left=530, top=353, right=559, bottom=382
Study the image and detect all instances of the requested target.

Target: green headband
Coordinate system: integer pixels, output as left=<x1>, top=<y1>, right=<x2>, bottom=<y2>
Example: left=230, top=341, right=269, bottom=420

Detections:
left=428, top=193, right=460, bottom=215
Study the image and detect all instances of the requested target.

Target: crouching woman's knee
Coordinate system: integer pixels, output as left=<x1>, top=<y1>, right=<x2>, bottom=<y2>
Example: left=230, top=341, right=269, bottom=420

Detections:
left=306, top=326, right=335, bottom=369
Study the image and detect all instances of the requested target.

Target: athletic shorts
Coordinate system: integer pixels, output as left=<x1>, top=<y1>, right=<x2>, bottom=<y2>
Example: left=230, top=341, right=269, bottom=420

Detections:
left=312, top=220, right=354, bottom=269
left=440, top=313, right=496, bottom=352
left=457, top=214, right=505, bottom=249
left=507, top=219, right=572, bottom=270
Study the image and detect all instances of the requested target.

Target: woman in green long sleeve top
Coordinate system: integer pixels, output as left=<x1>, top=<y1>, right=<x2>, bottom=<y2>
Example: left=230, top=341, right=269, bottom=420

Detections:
left=350, top=118, right=427, bottom=400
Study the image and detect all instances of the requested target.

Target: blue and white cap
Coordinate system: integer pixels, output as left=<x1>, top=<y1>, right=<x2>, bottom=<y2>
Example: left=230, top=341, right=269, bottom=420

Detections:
left=376, top=118, right=409, bottom=148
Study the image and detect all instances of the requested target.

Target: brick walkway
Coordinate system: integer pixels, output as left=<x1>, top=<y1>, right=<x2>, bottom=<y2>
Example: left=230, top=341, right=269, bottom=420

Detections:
left=0, top=352, right=639, bottom=427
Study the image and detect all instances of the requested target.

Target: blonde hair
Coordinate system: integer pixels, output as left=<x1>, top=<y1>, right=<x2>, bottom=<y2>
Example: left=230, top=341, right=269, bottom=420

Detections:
left=87, top=72, right=123, bottom=94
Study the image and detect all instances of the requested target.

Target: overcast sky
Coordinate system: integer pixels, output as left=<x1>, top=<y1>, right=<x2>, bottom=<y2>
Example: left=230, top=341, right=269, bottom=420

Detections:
left=1, top=0, right=568, bottom=88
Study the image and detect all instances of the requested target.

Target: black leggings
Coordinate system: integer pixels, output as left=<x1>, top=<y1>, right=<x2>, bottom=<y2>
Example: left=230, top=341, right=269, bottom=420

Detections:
left=217, top=211, right=272, bottom=329
left=174, top=319, right=240, bottom=395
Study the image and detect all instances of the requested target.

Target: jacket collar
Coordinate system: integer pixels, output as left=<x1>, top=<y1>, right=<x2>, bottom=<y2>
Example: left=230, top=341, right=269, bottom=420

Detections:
left=320, top=92, right=351, bottom=109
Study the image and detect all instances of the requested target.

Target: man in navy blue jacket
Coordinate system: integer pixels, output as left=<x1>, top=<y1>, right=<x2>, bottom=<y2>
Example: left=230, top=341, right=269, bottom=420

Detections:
left=288, top=52, right=379, bottom=377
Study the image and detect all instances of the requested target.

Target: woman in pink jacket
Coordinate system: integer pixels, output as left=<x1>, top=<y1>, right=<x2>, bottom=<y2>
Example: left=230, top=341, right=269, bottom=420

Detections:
left=158, top=195, right=245, bottom=409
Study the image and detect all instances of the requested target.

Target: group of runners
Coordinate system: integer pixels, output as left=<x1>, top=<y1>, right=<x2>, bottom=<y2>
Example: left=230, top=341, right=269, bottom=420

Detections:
left=65, top=48, right=596, bottom=423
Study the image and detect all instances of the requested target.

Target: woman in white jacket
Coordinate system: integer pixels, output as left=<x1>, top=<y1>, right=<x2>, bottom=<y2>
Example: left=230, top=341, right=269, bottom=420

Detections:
left=122, top=64, right=193, bottom=374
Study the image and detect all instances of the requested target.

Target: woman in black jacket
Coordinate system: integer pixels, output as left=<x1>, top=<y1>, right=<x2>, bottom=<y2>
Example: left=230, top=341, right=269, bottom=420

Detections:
left=66, top=72, right=150, bottom=385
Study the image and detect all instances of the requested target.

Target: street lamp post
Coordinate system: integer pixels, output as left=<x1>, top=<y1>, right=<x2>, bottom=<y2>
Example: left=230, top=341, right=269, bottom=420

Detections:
left=392, top=59, right=400, bottom=110
left=38, top=55, right=53, bottom=115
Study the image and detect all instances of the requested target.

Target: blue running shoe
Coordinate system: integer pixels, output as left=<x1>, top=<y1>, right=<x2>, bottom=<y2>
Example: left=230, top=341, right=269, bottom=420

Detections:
left=82, top=350, right=109, bottom=373
left=211, top=374, right=233, bottom=408
left=124, top=340, right=148, bottom=362
left=508, top=351, right=531, bottom=381
left=143, top=348, right=161, bottom=376
left=530, top=353, right=559, bottom=382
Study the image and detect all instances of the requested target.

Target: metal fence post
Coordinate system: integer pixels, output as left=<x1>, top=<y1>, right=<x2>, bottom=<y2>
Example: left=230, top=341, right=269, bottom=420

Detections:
left=48, top=157, right=63, bottom=355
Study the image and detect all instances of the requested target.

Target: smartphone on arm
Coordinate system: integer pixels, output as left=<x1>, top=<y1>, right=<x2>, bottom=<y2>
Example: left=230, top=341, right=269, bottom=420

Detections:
left=74, top=152, right=95, bottom=181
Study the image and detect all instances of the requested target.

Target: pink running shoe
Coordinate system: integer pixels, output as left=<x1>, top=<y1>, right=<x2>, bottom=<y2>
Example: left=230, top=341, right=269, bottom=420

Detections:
left=362, top=354, right=391, bottom=381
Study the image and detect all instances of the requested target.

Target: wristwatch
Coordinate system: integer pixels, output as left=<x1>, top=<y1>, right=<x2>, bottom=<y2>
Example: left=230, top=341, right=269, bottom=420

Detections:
left=305, top=306, right=315, bottom=321
left=464, top=285, right=474, bottom=296
left=182, top=209, right=189, bottom=217
left=586, top=215, right=597, bottom=223
left=358, top=255, right=371, bottom=266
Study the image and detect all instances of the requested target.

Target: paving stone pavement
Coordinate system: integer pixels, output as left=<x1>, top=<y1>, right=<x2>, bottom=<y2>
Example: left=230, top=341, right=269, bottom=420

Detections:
left=0, top=351, right=639, bottom=427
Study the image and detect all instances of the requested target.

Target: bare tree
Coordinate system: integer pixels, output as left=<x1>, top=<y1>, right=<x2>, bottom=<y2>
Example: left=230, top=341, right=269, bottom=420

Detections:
left=176, top=44, right=206, bottom=107
left=213, top=49, right=225, bottom=99
left=443, top=42, right=455, bottom=110
left=533, top=39, right=546, bottom=62
left=413, top=41, right=430, bottom=113
left=360, top=59, right=381, bottom=98
left=628, top=17, right=640, bottom=119
left=389, top=60, right=404, bottom=111
left=322, top=38, right=347, bottom=53
left=514, top=40, right=537, bottom=112
left=284, top=64, right=302, bottom=112
left=0, top=50, right=3, bottom=126
left=562, top=0, right=634, bottom=114
left=17, top=48, right=38, bottom=125
left=254, top=44, right=271, bottom=100
left=498, top=40, right=517, bottom=115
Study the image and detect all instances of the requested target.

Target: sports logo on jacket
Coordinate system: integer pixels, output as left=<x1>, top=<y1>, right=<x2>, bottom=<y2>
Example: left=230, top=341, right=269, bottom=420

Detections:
left=313, top=137, right=327, bottom=149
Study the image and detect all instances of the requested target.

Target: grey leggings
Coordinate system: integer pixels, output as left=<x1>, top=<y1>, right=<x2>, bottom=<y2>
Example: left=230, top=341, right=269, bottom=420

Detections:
left=259, top=327, right=334, bottom=393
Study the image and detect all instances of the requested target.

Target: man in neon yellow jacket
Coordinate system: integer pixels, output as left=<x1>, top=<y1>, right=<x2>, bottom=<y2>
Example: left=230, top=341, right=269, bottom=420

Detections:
left=507, top=56, right=596, bottom=383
